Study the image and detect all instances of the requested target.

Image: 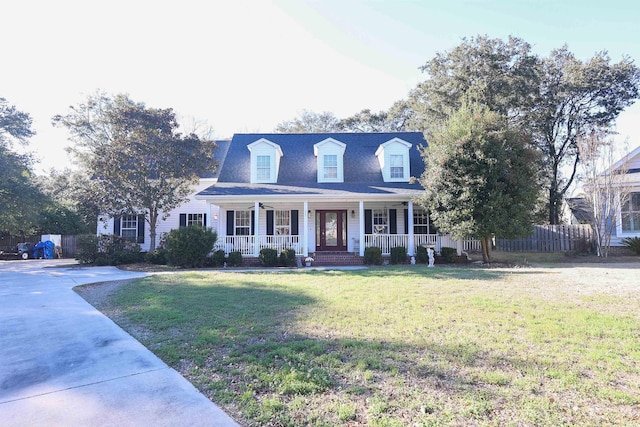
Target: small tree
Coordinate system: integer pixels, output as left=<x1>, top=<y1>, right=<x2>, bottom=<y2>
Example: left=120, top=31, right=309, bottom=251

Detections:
left=420, top=103, right=539, bottom=263
left=578, top=130, right=631, bottom=257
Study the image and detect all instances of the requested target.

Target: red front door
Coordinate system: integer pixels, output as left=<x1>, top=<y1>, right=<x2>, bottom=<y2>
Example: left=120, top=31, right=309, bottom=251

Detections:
left=316, top=210, right=347, bottom=251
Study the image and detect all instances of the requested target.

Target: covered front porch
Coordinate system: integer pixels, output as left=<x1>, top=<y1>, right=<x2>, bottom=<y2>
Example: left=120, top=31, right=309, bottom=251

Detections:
left=204, top=198, right=464, bottom=258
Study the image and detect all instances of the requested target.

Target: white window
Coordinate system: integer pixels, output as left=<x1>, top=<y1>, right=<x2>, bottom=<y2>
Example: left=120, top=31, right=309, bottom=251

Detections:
left=373, top=208, right=388, bottom=234
left=275, top=210, right=290, bottom=235
left=187, top=213, right=204, bottom=227
left=256, top=155, right=271, bottom=181
left=622, top=192, right=640, bottom=232
left=248, top=139, right=283, bottom=183
left=375, top=138, right=412, bottom=182
left=314, top=138, right=346, bottom=183
left=390, top=155, right=404, bottom=179
left=235, top=211, right=251, bottom=236
left=121, top=215, right=138, bottom=241
left=413, top=209, right=429, bottom=234
left=324, top=154, right=338, bottom=179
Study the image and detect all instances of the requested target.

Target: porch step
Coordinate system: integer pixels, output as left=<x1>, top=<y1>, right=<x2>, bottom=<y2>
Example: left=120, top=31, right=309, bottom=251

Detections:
left=311, top=252, right=364, bottom=266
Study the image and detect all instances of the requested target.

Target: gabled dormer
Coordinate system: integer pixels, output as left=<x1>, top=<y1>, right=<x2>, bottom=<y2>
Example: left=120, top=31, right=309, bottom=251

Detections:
left=247, top=138, right=283, bottom=183
left=375, top=138, right=412, bottom=182
left=314, top=138, right=347, bottom=183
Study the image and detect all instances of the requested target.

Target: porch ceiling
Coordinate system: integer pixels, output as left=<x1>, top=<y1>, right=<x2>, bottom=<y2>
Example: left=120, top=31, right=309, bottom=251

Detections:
left=196, top=182, right=424, bottom=201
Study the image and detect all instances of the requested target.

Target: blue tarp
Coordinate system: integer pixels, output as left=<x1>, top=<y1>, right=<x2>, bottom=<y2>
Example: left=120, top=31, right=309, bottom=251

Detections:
left=33, top=240, right=55, bottom=259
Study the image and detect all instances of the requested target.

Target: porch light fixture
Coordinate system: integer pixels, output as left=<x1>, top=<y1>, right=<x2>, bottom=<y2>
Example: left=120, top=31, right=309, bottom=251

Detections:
left=213, top=214, right=218, bottom=221
left=351, top=210, right=355, bottom=218
left=308, top=210, right=311, bottom=219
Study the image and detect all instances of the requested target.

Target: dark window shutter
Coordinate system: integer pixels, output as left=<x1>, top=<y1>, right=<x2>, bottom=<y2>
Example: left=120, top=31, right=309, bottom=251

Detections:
left=226, top=211, right=234, bottom=235
left=114, top=216, right=121, bottom=236
left=179, top=214, right=187, bottom=228
left=137, top=214, right=145, bottom=243
left=291, top=210, right=299, bottom=235
left=266, top=210, right=274, bottom=235
left=404, top=209, right=409, bottom=234
left=203, top=213, right=207, bottom=227
left=365, top=210, right=372, bottom=234
left=251, top=210, right=255, bottom=235
left=389, top=209, right=397, bottom=234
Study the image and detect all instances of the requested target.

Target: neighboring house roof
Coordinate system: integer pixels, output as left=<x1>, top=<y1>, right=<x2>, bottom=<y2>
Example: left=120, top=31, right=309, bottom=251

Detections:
left=605, top=145, right=640, bottom=175
left=198, top=132, right=428, bottom=198
left=565, top=197, right=591, bottom=224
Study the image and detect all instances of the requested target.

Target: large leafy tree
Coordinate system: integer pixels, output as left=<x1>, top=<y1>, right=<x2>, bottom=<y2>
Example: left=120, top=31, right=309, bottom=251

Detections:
left=411, top=36, right=640, bottom=224
left=410, top=35, right=539, bottom=133
left=274, top=110, right=342, bottom=133
left=420, top=104, right=539, bottom=262
left=54, top=93, right=217, bottom=251
left=0, top=98, right=47, bottom=236
left=528, top=48, right=640, bottom=224
left=36, top=168, right=98, bottom=235
left=339, top=100, right=414, bottom=132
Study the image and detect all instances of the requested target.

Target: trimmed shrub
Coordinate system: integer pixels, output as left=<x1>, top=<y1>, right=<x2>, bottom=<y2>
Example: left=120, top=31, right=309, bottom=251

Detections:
left=390, top=246, right=407, bottom=265
left=416, top=245, right=429, bottom=264
left=211, top=249, right=226, bottom=267
left=227, top=251, right=243, bottom=267
left=90, top=234, right=143, bottom=265
left=164, top=226, right=217, bottom=268
left=145, top=248, right=168, bottom=265
left=259, top=248, right=279, bottom=267
left=76, top=234, right=99, bottom=264
left=439, top=247, right=458, bottom=263
left=622, top=237, right=640, bottom=255
left=364, top=247, right=382, bottom=265
left=279, top=248, right=297, bottom=267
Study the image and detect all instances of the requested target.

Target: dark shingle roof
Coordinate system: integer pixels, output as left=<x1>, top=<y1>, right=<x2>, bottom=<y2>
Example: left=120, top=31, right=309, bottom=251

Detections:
left=199, top=132, right=427, bottom=197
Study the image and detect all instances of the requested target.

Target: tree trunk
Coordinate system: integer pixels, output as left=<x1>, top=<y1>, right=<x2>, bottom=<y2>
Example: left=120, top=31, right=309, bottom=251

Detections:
left=549, top=184, right=560, bottom=225
left=149, top=212, right=157, bottom=252
left=481, top=236, right=492, bottom=263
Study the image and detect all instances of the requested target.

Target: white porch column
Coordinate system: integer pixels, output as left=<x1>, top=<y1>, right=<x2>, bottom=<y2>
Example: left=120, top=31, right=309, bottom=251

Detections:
left=303, top=201, right=309, bottom=257
left=207, top=203, right=213, bottom=229
left=408, top=201, right=415, bottom=256
left=253, top=201, right=260, bottom=257
left=359, top=200, right=365, bottom=257
left=219, top=208, right=226, bottom=239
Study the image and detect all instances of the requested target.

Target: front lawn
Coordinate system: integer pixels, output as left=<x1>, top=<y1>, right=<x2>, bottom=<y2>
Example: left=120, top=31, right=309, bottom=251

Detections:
left=90, top=265, right=640, bottom=426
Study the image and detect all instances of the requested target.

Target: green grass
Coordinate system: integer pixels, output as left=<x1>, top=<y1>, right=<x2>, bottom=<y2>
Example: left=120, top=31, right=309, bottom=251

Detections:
left=104, top=266, right=640, bottom=426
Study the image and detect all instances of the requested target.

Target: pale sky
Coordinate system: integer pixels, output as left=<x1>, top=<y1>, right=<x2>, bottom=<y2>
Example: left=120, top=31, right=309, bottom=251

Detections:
left=2, top=0, right=639, bottom=173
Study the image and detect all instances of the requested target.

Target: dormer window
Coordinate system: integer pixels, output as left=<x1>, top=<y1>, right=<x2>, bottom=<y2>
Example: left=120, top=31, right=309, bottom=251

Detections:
left=376, top=138, right=412, bottom=182
left=256, top=155, right=271, bottom=180
left=248, top=138, right=283, bottom=183
left=389, top=154, right=404, bottom=179
left=324, top=154, right=338, bottom=179
left=314, top=138, right=346, bottom=183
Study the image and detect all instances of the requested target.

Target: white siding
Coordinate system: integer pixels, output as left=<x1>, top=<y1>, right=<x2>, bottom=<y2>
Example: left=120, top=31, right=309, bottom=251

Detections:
left=97, top=179, right=220, bottom=252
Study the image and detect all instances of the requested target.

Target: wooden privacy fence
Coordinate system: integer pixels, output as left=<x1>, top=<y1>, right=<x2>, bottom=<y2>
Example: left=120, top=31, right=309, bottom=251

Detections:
left=61, top=235, right=79, bottom=258
left=496, top=224, right=594, bottom=253
left=0, top=235, right=79, bottom=258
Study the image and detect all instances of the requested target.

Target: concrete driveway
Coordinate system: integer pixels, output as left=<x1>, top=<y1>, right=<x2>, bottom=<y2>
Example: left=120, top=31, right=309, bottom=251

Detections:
left=0, top=259, right=238, bottom=427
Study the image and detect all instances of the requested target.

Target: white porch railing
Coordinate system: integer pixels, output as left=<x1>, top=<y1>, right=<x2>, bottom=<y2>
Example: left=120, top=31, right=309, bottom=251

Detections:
left=215, top=235, right=302, bottom=256
left=257, top=235, right=301, bottom=255
left=415, top=234, right=438, bottom=248
left=462, top=238, right=482, bottom=251
left=364, top=234, right=438, bottom=255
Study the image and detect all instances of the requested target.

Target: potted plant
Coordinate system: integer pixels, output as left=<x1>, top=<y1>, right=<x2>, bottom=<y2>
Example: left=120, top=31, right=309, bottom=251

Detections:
left=304, top=256, right=314, bottom=267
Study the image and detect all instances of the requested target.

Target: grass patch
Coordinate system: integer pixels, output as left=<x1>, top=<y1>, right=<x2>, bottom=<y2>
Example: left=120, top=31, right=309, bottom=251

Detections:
left=99, top=266, right=640, bottom=426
